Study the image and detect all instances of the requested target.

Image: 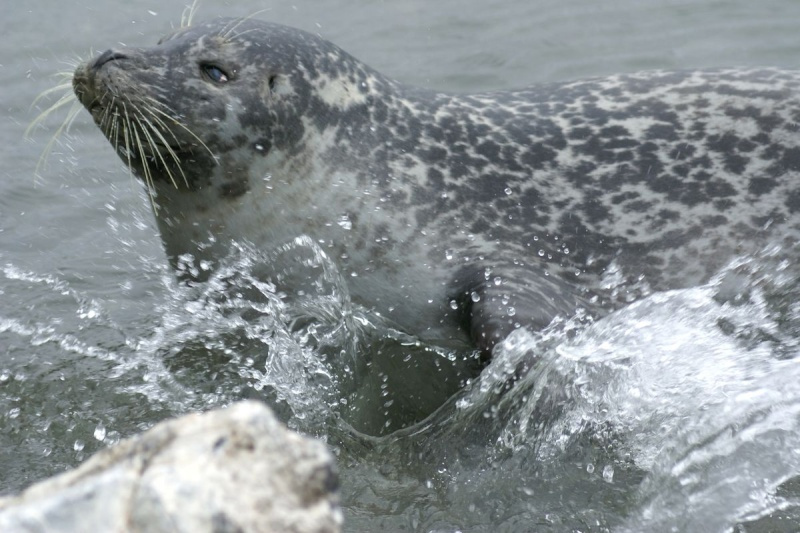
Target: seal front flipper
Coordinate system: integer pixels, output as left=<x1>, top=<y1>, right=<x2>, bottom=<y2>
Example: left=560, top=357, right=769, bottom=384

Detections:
left=451, top=264, right=589, bottom=361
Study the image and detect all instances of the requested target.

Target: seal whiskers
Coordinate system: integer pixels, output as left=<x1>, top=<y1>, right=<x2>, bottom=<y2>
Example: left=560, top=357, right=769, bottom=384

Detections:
left=119, top=104, right=136, bottom=189
left=219, top=10, right=272, bottom=41
left=137, top=98, right=216, bottom=168
left=133, top=114, right=182, bottom=189
left=27, top=71, right=83, bottom=177
left=180, top=0, right=201, bottom=29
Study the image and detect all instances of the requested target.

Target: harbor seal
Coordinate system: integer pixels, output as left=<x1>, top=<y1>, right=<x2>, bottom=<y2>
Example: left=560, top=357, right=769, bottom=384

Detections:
left=71, top=17, right=800, bottom=360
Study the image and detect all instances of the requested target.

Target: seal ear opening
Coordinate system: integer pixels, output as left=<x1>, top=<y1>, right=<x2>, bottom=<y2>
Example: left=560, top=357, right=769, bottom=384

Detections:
left=259, top=75, right=279, bottom=101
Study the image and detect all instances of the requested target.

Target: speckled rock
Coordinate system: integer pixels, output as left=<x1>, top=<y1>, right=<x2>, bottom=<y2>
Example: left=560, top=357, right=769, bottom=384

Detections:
left=0, top=401, right=342, bottom=533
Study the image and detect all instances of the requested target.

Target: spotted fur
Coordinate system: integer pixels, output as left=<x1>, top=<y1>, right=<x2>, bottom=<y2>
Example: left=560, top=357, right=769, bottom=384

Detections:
left=73, top=18, right=800, bottom=357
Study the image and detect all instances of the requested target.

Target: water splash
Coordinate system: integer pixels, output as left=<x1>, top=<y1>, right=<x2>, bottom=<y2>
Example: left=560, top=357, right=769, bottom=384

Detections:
left=4, top=237, right=800, bottom=531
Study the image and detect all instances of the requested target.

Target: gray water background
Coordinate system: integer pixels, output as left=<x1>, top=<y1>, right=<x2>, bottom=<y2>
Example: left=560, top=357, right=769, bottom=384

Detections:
left=5, top=0, right=800, bottom=531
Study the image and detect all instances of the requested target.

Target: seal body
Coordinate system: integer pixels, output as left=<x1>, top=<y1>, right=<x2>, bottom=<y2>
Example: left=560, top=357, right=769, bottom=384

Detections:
left=73, top=18, right=800, bottom=357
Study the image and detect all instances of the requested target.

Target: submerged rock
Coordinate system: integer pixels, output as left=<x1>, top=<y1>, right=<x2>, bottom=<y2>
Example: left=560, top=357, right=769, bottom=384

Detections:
left=0, top=401, right=342, bottom=533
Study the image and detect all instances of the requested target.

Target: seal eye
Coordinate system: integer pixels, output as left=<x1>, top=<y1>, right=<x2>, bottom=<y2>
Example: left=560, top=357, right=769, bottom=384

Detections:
left=202, top=64, right=230, bottom=84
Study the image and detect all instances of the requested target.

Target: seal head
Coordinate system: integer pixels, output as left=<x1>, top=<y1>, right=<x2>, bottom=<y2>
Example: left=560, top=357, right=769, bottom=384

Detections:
left=72, top=20, right=333, bottom=195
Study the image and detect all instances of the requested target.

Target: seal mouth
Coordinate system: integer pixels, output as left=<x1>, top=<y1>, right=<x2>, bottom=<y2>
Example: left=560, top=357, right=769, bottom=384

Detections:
left=72, top=71, right=94, bottom=111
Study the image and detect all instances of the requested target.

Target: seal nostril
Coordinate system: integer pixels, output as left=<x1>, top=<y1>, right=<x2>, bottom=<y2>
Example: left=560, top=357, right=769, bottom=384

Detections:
left=92, top=49, right=128, bottom=70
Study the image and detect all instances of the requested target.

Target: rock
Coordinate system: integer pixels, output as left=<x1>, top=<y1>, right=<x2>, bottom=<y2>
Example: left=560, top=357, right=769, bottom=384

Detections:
left=0, top=401, right=342, bottom=533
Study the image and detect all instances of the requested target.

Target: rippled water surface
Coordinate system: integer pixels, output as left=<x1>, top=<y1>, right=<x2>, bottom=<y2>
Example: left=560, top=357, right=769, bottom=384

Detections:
left=5, top=1, right=800, bottom=531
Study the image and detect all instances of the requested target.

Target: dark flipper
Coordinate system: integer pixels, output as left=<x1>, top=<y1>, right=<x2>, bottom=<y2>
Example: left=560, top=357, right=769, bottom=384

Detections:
left=451, top=263, right=589, bottom=360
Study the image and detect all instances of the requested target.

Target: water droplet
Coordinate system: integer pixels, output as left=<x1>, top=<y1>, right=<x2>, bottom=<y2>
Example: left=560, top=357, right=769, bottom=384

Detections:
left=94, top=423, right=107, bottom=442
left=470, top=291, right=481, bottom=303
left=254, top=144, right=264, bottom=151
left=538, top=249, right=545, bottom=257
left=504, top=187, right=512, bottom=195
left=449, top=299, right=459, bottom=310
left=493, top=276, right=502, bottom=286
left=73, top=440, right=85, bottom=452
left=337, top=215, right=352, bottom=230
left=445, top=249, right=454, bottom=260
left=602, top=465, right=614, bottom=483
left=507, top=307, right=516, bottom=316
left=586, top=463, right=595, bottom=474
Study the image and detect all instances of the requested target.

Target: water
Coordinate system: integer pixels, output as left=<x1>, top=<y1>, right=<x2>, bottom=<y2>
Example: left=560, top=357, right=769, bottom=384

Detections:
left=5, top=0, right=800, bottom=531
